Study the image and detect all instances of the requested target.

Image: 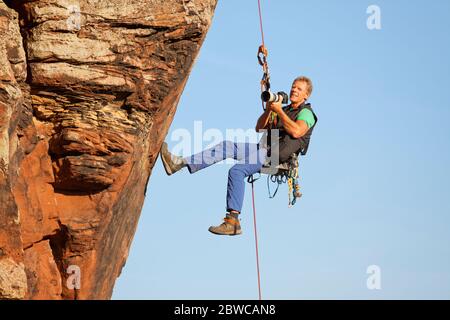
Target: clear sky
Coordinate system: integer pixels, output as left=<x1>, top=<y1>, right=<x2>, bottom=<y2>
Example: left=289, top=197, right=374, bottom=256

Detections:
left=112, top=0, right=450, bottom=299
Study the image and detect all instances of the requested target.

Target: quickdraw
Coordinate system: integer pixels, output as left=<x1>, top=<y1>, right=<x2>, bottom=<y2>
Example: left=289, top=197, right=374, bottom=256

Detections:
left=257, top=46, right=277, bottom=126
left=257, top=45, right=270, bottom=95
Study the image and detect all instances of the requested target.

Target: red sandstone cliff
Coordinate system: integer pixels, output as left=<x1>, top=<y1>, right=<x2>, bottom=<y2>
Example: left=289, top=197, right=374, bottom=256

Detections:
left=0, top=0, right=217, bottom=299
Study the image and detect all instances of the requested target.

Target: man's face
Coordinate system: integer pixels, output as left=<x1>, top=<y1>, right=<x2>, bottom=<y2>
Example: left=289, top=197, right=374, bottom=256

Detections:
left=290, top=80, right=309, bottom=105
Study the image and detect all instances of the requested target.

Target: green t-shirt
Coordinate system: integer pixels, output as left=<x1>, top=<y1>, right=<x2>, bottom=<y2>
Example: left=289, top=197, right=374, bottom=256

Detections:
left=296, top=108, right=316, bottom=129
left=280, top=106, right=316, bottom=129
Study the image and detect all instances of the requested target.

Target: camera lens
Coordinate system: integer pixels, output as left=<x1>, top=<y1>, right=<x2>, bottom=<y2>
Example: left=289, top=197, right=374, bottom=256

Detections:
left=261, top=91, right=288, bottom=104
left=261, top=91, right=271, bottom=102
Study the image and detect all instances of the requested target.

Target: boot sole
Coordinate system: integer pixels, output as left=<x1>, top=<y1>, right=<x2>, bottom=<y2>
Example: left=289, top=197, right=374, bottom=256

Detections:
left=208, top=227, right=242, bottom=236
left=161, top=156, right=174, bottom=175
left=160, top=143, right=175, bottom=175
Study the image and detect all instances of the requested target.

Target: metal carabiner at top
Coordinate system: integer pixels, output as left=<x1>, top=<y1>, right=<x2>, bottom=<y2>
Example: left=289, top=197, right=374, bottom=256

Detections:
left=257, top=45, right=271, bottom=92
left=257, top=45, right=268, bottom=67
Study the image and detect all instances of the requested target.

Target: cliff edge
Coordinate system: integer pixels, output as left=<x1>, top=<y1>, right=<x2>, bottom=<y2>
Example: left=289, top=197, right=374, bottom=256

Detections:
left=0, top=0, right=217, bottom=299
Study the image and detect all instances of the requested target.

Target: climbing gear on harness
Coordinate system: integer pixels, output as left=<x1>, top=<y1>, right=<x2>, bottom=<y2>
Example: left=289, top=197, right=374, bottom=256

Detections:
left=260, top=153, right=302, bottom=207
left=287, top=154, right=302, bottom=207
left=160, top=142, right=187, bottom=176
left=208, top=213, right=242, bottom=236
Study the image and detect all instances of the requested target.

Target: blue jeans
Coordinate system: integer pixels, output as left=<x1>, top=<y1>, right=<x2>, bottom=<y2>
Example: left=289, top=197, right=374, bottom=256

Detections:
left=184, top=141, right=267, bottom=212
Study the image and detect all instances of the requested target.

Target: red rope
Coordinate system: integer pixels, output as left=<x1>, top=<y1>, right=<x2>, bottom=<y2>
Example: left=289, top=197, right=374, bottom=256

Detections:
left=251, top=181, right=262, bottom=300
left=258, top=0, right=267, bottom=112
left=257, top=0, right=265, bottom=47
left=254, top=0, right=265, bottom=300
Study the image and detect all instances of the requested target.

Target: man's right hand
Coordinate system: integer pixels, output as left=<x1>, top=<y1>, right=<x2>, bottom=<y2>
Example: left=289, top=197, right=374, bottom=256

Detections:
left=256, top=105, right=273, bottom=132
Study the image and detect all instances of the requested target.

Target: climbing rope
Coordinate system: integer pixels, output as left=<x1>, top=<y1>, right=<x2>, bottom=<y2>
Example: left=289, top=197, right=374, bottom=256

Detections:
left=257, top=0, right=265, bottom=47
left=248, top=0, right=269, bottom=302
left=250, top=0, right=302, bottom=300
left=247, top=174, right=262, bottom=300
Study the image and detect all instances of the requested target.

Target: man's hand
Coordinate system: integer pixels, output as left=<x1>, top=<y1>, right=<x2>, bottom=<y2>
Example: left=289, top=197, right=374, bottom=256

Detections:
left=268, top=100, right=283, bottom=114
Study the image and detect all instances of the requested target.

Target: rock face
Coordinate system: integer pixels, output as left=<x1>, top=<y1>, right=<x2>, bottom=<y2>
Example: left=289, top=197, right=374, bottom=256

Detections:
left=0, top=0, right=217, bottom=299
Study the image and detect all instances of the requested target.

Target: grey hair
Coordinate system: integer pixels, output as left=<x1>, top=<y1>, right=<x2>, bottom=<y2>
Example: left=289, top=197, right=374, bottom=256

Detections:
left=293, top=76, right=313, bottom=97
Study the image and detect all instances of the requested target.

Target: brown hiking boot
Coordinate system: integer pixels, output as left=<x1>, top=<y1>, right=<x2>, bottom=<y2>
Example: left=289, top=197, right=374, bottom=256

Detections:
left=208, top=213, right=242, bottom=236
left=160, top=142, right=186, bottom=175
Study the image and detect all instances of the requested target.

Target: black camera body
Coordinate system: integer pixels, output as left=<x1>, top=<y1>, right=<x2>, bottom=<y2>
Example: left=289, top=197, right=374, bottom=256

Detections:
left=261, top=90, right=289, bottom=104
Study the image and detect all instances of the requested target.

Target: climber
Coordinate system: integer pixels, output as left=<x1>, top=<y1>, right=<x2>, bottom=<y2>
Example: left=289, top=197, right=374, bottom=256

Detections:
left=160, top=76, right=318, bottom=236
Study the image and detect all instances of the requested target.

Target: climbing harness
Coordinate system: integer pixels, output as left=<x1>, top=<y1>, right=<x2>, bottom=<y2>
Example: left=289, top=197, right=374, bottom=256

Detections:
left=265, top=154, right=302, bottom=207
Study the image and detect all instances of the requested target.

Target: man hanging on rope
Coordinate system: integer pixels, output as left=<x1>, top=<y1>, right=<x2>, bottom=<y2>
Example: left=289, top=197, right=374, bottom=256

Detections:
left=159, top=76, right=317, bottom=236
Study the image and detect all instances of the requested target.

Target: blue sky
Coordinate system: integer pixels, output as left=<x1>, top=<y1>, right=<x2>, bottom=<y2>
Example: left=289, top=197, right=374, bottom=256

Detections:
left=112, top=0, right=450, bottom=299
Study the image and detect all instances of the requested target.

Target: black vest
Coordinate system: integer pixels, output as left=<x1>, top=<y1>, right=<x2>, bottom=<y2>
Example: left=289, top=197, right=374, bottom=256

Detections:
left=269, top=102, right=318, bottom=163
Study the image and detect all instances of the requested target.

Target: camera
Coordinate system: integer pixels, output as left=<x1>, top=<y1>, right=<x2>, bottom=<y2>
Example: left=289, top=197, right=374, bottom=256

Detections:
left=261, top=90, right=289, bottom=104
